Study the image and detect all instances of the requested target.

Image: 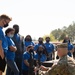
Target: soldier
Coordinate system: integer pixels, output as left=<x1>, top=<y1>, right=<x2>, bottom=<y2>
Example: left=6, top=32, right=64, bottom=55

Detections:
left=41, top=43, right=75, bottom=75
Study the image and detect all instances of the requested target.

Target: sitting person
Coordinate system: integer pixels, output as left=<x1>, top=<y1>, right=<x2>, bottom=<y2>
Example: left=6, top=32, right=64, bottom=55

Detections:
left=35, top=45, right=47, bottom=66
left=40, top=43, right=75, bottom=75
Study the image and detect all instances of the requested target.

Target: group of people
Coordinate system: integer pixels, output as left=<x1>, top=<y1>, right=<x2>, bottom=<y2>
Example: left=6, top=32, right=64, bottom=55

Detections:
left=0, top=14, right=75, bottom=75
left=0, top=14, right=55, bottom=75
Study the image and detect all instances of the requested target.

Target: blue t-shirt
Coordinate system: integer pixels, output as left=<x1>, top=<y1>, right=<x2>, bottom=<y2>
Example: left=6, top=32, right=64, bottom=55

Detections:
left=6, top=36, right=15, bottom=60
left=14, top=34, right=20, bottom=43
left=44, top=43, right=54, bottom=53
left=34, top=44, right=45, bottom=51
left=34, top=53, right=47, bottom=62
left=25, top=41, right=34, bottom=47
left=68, top=43, right=74, bottom=57
left=0, top=27, right=8, bottom=54
left=22, top=52, right=30, bottom=70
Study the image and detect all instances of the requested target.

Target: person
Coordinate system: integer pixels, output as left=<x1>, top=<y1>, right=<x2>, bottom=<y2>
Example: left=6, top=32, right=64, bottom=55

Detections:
left=0, top=14, right=11, bottom=75
left=62, top=36, right=74, bottom=57
left=12, top=24, right=25, bottom=75
left=44, top=37, right=55, bottom=60
left=22, top=45, right=35, bottom=75
left=41, top=43, right=75, bottom=75
left=73, top=43, right=75, bottom=59
left=35, top=45, right=47, bottom=65
left=24, top=35, right=34, bottom=47
left=5, top=28, right=19, bottom=75
left=34, top=37, right=44, bottom=51
left=34, top=37, right=48, bottom=56
left=34, top=45, right=47, bottom=75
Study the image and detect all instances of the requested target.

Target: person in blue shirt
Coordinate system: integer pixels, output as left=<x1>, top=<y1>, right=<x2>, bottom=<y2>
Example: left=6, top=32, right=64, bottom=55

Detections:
left=0, top=14, right=11, bottom=75
left=24, top=35, right=34, bottom=47
left=22, top=45, right=35, bottom=75
left=34, top=37, right=48, bottom=56
left=44, top=37, right=55, bottom=60
left=34, top=37, right=44, bottom=51
left=5, top=28, right=19, bottom=75
left=35, top=45, right=47, bottom=65
left=62, top=36, right=74, bottom=57
left=12, top=24, right=25, bottom=75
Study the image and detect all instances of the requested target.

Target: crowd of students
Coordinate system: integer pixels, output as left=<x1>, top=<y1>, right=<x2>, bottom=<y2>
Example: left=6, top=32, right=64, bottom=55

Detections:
left=0, top=14, right=75, bottom=75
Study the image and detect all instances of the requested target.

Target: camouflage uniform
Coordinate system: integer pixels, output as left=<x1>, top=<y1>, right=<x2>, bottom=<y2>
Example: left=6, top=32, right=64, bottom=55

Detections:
left=48, top=55, right=75, bottom=75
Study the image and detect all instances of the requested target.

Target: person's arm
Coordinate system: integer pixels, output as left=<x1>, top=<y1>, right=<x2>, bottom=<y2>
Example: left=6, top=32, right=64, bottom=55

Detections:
left=23, top=53, right=30, bottom=67
left=52, top=44, right=55, bottom=60
left=7, top=38, right=17, bottom=52
left=0, top=40, right=4, bottom=59
left=69, top=45, right=74, bottom=53
left=9, top=46, right=17, bottom=52
left=24, top=60, right=30, bottom=67
left=48, top=63, right=69, bottom=75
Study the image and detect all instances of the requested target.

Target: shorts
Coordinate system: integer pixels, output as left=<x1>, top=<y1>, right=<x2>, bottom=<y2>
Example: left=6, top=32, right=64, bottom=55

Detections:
left=0, top=56, right=6, bottom=72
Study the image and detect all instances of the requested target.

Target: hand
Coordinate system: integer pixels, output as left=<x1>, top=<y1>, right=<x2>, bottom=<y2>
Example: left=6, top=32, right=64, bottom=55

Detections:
left=40, top=65, right=49, bottom=71
left=34, top=67, right=39, bottom=72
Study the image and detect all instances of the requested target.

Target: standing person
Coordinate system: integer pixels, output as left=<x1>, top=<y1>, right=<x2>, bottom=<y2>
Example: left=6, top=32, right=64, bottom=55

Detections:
left=34, top=37, right=47, bottom=54
left=5, top=28, right=19, bottom=75
left=44, top=37, right=55, bottom=60
left=12, top=24, right=25, bottom=75
left=62, top=36, right=74, bottom=57
left=24, top=35, right=34, bottom=47
left=22, top=45, right=35, bottom=75
left=34, top=37, right=44, bottom=51
left=0, top=14, right=11, bottom=75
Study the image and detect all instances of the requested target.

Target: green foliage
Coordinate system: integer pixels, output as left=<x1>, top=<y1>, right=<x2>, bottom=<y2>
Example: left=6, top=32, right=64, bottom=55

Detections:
left=43, top=34, right=56, bottom=41
left=50, top=22, right=75, bottom=42
left=50, top=33, right=56, bottom=41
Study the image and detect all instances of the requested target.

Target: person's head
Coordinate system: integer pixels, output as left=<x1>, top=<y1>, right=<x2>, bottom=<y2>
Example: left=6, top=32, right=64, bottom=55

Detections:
left=5, top=28, right=15, bottom=38
left=38, top=37, right=43, bottom=44
left=26, top=45, right=34, bottom=53
left=0, top=14, right=11, bottom=28
left=45, top=37, right=50, bottom=43
left=13, top=24, right=19, bottom=34
left=63, top=37, right=70, bottom=43
left=25, top=35, right=32, bottom=41
left=57, top=43, right=68, bottom=58
left=37, top=45, right=46, bottom=55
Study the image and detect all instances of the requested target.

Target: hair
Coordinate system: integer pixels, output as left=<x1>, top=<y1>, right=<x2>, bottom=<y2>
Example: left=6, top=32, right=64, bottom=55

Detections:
left=25, top=35, right=32, bottom=41
left=62, top=39, right=70, bottom=43
left=13, top=24, right=19, bottom=28
left=38, top=37, right=43, bottom=41
left=0, top=14, right=11, bottom=21
left=45, top=36, right=50, bottom=40
left=5, top=28, right=15, bottom=35
left=36, top=46, right=47, bottom=55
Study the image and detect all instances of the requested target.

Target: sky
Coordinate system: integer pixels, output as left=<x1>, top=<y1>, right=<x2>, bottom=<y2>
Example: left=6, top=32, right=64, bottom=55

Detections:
left=0, top=0, right=75, bottom=40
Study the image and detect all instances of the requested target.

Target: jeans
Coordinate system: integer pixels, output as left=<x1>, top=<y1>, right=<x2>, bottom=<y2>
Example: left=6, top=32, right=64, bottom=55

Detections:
left=22, top=70, right=28, bottom=75
left=6, top=60, right=19, bottom=75
left=15, top=54, right=23, bottom=75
